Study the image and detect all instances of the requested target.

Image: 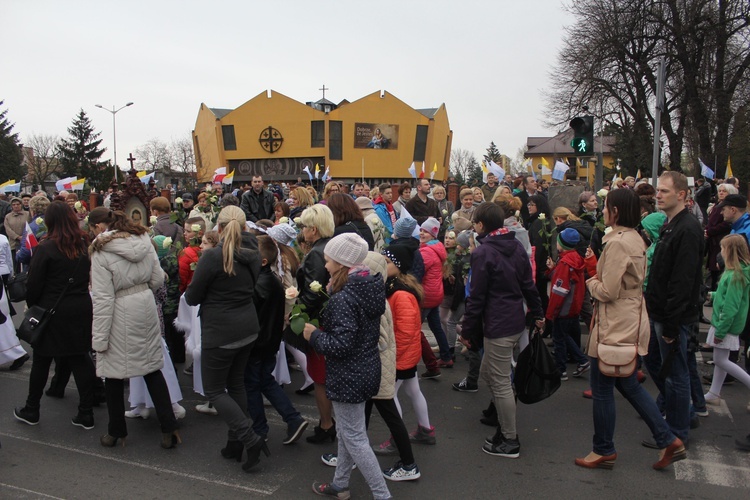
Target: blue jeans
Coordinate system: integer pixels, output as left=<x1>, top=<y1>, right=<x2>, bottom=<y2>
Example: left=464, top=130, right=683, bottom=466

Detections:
left=422, top=307, right=451, bottom=362
left=589, top=356, right=675, bottom=455
left=653, top=322, right=691, bottom=442
left=244, top=354, right=303, bottom=438
left=552, top=316, right=587, bottom=373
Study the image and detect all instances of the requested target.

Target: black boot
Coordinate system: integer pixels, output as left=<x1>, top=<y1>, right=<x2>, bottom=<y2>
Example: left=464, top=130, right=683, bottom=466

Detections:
left=306, top=419, right=336, bottom=444
left=221, top=440, right=244, bottom=462
left=242, top=439, right=271, bottom=472
left=480, top=401, right=499, bottom=427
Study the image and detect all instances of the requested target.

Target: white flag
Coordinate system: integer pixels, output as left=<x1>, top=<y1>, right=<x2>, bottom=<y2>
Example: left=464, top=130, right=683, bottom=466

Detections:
left=552, top=160, right=570, bottom=181
left=488, top=160, right=506, bottom=180
left=407, top=162, right=417, bottom=179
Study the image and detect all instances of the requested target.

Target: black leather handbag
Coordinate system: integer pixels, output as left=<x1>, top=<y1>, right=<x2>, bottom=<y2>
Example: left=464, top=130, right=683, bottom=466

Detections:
left=6, top=272, right=28, bottom=302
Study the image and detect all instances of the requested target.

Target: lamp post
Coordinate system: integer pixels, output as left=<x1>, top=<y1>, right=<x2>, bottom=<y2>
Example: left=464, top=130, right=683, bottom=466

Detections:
left=95, top=102, right=133, bottom=183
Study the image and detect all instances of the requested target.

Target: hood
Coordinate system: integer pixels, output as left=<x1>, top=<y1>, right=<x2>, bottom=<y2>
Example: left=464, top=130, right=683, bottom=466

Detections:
left=559, top=249, right=585, bottom=270
left=504, top=217, right=523, bottom=231
left=641, top=212, right=667, bottom=242
left=389, top=236, right=419, bottom=251
left=344, top=266, right=386, bottom=319
left=421, top=240, right=447, bottom=262
left=90, top=231, right=153, bottom=263
left=477, top=231, right=519, bottom=257
left=560, top=219, right=593, bottom=241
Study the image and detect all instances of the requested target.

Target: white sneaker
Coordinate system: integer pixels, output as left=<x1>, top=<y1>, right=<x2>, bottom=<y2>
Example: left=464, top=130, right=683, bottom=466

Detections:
left=124, top=405, right=151, bottom=419
left=172, top=403, right=186, bottom=419
left=195, top=401, right=218, bottom=415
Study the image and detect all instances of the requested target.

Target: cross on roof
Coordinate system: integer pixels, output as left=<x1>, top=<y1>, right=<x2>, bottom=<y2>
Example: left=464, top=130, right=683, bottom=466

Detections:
left=319, top=84, right=329, bottom=100
left=127, top=153, right=137, bottom=169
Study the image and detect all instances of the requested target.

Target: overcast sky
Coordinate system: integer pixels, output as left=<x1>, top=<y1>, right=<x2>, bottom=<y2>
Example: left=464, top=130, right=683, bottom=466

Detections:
left=3, top=0, right=572, bottom=173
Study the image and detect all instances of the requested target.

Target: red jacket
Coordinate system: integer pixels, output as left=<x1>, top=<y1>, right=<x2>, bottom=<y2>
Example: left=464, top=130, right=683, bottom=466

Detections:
left=545, top=249, right=585, bottom=320
left=419, top=241, right=447, bottom=308
left=178, top=246, right=200, bottom=292
left=388, top=290, right=423, bottom=370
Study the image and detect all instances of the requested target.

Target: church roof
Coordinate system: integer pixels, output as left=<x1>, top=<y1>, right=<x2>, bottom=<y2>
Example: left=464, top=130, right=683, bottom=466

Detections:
left=209, top=108, right=233, bottom=119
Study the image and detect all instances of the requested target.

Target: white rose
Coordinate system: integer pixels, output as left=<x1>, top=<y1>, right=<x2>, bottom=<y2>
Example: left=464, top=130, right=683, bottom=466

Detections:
left=285, top=287, right=299, bottom=300
left=74, top=201, right=82, bottom=209
left=175, top=197, right=183, bottom=205
left=205, top=185, right=213, bottom=192
left=293, top=217, right=302, bottom=225
left=279, top=216, right=289, bottom=224
left=162, top=237, right=172, bottom=248
left=309, top=281, right=323, bottom=293
left=538, top=213, right=546, bottom=220
left=150, top=215, right=158, bottom=224
left=191, top=224, right=202, bottom=232
left=35, top=217, right=44, bottom=225
left=514, top=210, right=521, bottom=219
left=442, top=209, right=448, bottom=215
left=597, top=188, right=609, bottom=198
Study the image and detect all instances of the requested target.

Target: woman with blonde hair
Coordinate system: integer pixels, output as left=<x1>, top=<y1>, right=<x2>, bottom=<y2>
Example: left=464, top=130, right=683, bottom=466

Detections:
left=490, top=185, right=512, bottom=202
left=321, top=181, right=341, bottom=203
left=472, top=187, right=484, bottom=205
left=289, top=186, right=315, bottom=220
left=453, top=188, right=476, bottom=225
left=186, top=205, right=268, bottom=471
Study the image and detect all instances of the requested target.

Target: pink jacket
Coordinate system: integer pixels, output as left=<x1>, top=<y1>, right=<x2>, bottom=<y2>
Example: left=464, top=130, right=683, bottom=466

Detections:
left=419, top=241, right=447, bottom=308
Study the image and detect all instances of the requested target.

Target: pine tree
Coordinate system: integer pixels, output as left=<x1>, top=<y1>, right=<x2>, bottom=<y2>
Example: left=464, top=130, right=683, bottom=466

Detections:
left=483, top=141, right=502, bottom=165
left=0, top=100, right=24, bottom=182
left=58, top=109, right=107, bottom=189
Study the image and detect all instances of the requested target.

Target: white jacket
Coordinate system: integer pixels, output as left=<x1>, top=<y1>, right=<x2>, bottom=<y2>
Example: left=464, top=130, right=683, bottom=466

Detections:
left=90, top=231, right=164, bottom=379
left=0, top=235, right=12, bottom=275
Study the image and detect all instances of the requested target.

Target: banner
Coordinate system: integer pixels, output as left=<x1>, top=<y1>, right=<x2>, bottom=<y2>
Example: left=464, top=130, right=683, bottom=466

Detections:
left=354, top=123, right=399, bottom=149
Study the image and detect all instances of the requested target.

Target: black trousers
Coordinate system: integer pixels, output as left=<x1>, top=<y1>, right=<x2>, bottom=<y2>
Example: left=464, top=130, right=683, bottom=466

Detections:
left=364, top=398, right=415, bottom=465
left=104, top=371, right=176, bottom=438
left=26, top=352, right=94, bottom=414
left=163, top=313, right=185, bottom=364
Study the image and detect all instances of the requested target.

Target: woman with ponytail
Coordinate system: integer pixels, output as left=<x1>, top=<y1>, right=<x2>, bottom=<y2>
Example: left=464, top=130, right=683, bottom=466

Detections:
left=185, top=206, right=268, bottom=472
left=88, top=207, right=179, bottom=449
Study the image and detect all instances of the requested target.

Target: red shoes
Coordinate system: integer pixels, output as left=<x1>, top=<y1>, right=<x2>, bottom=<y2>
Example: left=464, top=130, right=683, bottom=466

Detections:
left=653, top=438, right=686, bottom=470
left=574, top=452, right=617, bottom=469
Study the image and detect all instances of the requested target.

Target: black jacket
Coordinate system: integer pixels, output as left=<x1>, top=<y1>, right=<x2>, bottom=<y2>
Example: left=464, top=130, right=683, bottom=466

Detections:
left=333, top=220, right=375, bottom=251
left=240, top=188, right=276, bottom=222
left=296, top=237, right=331, bottom=320
left=251, top=265, right=285, bottom=359
left=404, top=195, right=441, bottom=225
left=645, top=208, right=704, bottom=338
left=185, top=232, right=261, bottom=348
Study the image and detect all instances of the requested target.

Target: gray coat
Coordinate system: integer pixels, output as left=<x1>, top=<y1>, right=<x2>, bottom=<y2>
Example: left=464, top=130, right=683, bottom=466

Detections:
left=91, top=231, right=165, bottom=378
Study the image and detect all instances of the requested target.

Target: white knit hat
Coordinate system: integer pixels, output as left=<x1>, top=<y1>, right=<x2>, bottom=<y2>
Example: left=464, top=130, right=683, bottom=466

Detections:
left=324, top=233, right=368, bottom=268
left=420, top=217, right=440, bottom=239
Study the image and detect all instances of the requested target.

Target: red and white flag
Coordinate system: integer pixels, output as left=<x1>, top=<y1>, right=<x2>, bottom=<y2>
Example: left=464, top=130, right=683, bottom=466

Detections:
left=24, top=222, right=38, bottom=255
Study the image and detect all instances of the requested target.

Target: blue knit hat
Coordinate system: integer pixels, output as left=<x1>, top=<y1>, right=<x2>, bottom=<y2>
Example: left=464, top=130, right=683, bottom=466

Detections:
left=393, top=217, right=417, bottom=239
left=558, top=228, right=580, bottom=251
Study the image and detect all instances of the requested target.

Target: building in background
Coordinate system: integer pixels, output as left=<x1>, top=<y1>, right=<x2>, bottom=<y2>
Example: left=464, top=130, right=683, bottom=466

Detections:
left=192, top=89, right=452, bottom=184
left=525, top=130, right=616, bottom=184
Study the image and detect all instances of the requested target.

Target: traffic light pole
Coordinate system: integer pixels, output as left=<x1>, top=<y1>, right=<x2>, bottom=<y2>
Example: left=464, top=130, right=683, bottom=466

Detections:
left=595, top=152, right=603, bottom=191
left=651, top=59, right=665, bottom=183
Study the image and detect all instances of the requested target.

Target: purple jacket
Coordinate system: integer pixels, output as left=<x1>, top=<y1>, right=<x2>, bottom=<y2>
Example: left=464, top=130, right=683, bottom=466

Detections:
left=461, top=231, right=542, bottom=346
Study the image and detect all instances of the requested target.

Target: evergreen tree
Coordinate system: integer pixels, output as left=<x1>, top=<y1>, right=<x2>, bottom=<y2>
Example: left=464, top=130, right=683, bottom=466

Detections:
left=467, top=156, right=484, bottom=186
left=0, top=100, right=24, bottom=182
left=483, top=141, right=502, bottom=165
left=58, top=109, right=108, bottom=189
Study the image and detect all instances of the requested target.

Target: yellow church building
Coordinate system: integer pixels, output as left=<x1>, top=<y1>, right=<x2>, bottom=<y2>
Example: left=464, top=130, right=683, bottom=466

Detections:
left=192, top=89, right=453, bottom=184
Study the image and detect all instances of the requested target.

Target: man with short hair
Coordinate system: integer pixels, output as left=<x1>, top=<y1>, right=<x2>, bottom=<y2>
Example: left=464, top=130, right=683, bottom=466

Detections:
left=240, top=175, right=275, bottom=222
left=481, top=173, right=499, bottom=202
left=351, top=182, right=366, bottom=199
left=518, top=176, right=538, bottom=224
left=404, top=178, right=441, bottom=225
left=645, top=171, right=704, bottom=448
left=719, top=194, right=750, bottom=240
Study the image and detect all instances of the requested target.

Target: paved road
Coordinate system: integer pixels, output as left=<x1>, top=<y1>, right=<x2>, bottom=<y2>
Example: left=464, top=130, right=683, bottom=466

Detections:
left=1, top=311, right=749, bottom=499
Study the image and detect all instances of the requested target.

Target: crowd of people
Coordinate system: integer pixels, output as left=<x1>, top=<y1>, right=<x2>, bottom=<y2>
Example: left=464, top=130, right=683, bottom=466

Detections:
left=2, top=169, right=750, bottom=498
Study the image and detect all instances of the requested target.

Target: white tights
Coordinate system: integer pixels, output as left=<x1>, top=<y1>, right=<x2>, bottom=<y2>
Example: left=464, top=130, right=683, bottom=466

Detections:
left=394, top=377, right=431, bottom=429
left=285, top=344, right=313, bottom=390
left=707, top=347, right=750, bottom=399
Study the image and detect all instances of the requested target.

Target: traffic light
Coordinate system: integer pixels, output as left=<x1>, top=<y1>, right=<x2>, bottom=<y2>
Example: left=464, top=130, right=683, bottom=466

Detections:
left=569, top=115, right=594, bottom=155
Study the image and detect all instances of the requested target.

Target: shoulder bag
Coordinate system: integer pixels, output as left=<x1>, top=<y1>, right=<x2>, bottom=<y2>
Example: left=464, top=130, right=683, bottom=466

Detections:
left=6, top=271, right=28, bottom=302
left=17, top=258, right=82, bottom=348
left=595, top=293, right=644, bottom=378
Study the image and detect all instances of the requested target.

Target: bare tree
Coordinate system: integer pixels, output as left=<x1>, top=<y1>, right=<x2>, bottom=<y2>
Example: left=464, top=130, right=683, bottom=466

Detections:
left=450, top=148, right=477, bottom=181
left=135, top=138, right=173, bottom=173
left=24, top=133, right=63, bottom=188
left=170, top=136, right=195, bottom=175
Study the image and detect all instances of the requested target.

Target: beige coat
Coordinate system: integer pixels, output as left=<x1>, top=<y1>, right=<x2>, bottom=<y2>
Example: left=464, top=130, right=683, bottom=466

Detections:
left=586, top=227, right=650, bottom=357
left=90, top=231, right=165, bottom=378
left=4, top=209, right=30, bottom=250
left=363, top=252, right=396, bottom=400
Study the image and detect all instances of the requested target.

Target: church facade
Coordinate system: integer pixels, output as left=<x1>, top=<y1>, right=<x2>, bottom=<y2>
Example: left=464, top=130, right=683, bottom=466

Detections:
left=192, top=89, right=452, bottom=184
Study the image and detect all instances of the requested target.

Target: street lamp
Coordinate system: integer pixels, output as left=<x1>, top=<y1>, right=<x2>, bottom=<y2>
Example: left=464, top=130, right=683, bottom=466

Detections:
left=95, top=102, right=133, bottom=182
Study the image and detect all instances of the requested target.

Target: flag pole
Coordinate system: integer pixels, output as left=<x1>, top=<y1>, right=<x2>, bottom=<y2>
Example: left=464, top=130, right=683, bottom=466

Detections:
left=361, top=158, right=364, bottom=183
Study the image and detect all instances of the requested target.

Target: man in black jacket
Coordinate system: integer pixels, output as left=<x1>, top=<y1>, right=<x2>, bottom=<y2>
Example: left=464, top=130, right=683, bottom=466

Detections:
left=240, top=175, right=275, bottom=222
left=645, top=171, right=704, bottom=446
left=404, top=178, right=441, bottom=225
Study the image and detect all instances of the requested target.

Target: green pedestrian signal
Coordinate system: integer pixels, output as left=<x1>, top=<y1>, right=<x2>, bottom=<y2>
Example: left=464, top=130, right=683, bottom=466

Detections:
left=569, top=116, right=594, bottom=155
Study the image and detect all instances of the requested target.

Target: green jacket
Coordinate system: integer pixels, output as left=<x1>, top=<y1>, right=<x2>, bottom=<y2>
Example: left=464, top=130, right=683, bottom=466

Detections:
left=711, top=263, right=750, bottom=339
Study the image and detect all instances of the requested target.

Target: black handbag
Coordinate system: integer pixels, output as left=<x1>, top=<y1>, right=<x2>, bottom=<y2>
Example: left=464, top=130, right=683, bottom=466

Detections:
left=514, top=328, right=562, bottom=404
left=16, top=258, right=82, bottom=348
left=6, top=271, right=28, bottom=302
